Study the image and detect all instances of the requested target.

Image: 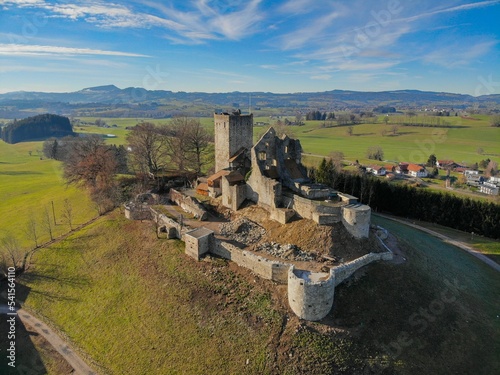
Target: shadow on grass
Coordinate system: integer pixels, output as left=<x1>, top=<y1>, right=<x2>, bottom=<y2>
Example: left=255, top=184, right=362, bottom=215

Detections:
left=0, top=171, right=43, bottom=175
left=0, top=282, right=47, bottom=374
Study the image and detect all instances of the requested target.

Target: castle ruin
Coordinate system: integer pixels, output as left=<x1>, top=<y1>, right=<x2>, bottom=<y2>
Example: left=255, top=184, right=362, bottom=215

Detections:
left=125, top=112, right=393, bottom=321
left=207, top=112, right=371, bottom=239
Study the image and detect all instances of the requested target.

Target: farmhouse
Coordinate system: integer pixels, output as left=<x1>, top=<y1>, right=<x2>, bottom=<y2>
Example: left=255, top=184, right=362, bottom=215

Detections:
left=396, top=162, right=409, bottom=174
left=408, top=164, right=428, bottom=178
left=367, top=165, right=386, bottom=176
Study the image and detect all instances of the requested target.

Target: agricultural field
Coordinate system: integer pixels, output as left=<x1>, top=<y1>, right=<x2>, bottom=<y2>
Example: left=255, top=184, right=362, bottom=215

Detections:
left=271, top=115, right=499, bottom=167
left=73, top=115, right=499, bottom=169
left=0, top=140, right=96, bottom=248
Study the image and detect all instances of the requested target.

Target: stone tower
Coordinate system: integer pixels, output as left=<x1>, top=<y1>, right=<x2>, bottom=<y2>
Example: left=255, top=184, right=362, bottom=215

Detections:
left=214, top=112, right=253, bottom=172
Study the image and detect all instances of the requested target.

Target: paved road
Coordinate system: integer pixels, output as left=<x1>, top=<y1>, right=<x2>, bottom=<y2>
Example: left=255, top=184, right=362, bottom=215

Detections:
left=374, top=213, right=500, bottom=273
left=17, top=309, right=97, bottom=375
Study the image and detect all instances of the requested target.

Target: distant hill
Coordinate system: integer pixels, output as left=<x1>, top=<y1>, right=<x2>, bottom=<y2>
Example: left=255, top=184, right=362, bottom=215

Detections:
left=0, top=85, right=499, bottom=119
left=1, top=113, right=74, bottom=144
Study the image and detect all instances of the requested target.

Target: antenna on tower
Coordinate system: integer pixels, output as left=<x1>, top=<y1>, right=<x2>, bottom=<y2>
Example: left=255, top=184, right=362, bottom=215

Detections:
left=249, top=93, right=252, bottom=114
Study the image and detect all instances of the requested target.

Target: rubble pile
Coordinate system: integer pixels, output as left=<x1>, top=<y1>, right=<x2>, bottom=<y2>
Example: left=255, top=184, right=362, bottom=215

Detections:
left=219, top=218, right=266, bottom=244
left=255, top=242, right=316, bottom=262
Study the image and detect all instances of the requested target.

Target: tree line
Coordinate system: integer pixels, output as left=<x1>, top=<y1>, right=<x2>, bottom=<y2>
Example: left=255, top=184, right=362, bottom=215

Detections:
left=1, top=113, right=74, bottom=144
left=312, top=159, right=500, bottom=239
left=41, top=117, right=213, bottom=211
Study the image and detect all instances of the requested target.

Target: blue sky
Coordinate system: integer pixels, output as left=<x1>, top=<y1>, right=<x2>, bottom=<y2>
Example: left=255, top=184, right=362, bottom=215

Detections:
left=0, top=0, right=499, bottom=95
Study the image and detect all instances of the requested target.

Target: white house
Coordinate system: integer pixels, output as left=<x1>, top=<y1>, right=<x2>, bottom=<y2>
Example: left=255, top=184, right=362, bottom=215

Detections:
left=408, top=164, right=428, bottom=178
left=367, top=165, right=386, bottom=176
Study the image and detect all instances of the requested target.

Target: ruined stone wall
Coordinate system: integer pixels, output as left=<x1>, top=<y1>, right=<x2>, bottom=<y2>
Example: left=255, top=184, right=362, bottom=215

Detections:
left=270, top=207, right=295, bottom=224
left=287, top=266, right=336, bottom=321
left=169, top=189, right=208, bottom=220
left=246, top=155, right=282, bottom=209
left=212, top=239, right=290, bottom=284
left=214, top=113, right=253, bottom=172
left=221, top=178, right=246, bottom=211
left=282, top=194, right=341, bottom=222
left=341, top=204, right=371, bottom=239
left=149, top=208, right=186, bottom=239
left=332, top=251, right=392, bottom=286
left=124, top=204, right=152, bottom=220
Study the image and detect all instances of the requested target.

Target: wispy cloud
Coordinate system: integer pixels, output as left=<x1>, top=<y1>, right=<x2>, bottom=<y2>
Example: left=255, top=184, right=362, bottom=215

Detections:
left=397, top=0, right=500, bottom=23
left=0, top=43, right=149, bottom=57
left=2, top=0, right=267, bottom=43
left=422, top=40, right=498, bottom=67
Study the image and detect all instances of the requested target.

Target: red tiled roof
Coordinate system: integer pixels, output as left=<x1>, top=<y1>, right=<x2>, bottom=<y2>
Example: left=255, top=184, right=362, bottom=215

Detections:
left=408, top=164, right=425, bottom=172
left=438, top=159, right=454, bottom=165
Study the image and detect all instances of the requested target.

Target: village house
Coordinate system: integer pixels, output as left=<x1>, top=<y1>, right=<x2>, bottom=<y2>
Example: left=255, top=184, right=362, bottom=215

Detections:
left=396, top=162, right=409, bottom=174
left=367, top=165, right=386, bottom=176
left=408, top=164, right=428, bottom=178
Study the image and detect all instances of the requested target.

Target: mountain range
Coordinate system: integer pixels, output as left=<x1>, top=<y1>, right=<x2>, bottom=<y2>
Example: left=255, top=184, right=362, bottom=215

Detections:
left=1, top=85, right=499, bottom=119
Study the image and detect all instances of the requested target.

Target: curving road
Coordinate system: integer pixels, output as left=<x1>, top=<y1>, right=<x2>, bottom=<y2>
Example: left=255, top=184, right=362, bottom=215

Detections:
left=17, top=309, right=97, bottom=375
left=374, top=213, right=500, bottom=273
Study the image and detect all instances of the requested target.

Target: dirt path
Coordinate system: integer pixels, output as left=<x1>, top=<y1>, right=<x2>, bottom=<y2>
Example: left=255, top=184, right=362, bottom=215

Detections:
left=17, top=309, right=97, bottom=375
left=374, top=213, right=500, bottom=272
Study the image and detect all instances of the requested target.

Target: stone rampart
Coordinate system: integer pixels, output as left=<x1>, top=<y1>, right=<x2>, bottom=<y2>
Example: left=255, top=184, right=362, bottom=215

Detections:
left=149, top=207, right=190, bottom=239
left=212, top=239, right=290, bottom=284
left=332, top=251, right=392, bottom=286
left=341, top=204, right=371, bottom=239
left=169, top=189, right=208, bottom=220
left=124, top=203, right=152, bottom=221
left=287, top=266, right=336, bottom=321
left=282, top=194, right=341, bottom=222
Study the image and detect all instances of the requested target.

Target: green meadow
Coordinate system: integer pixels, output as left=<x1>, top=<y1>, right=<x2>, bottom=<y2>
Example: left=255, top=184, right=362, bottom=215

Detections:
left=268, top=115, right=499, bottom=167
left=0, top=140, right=95, bottom=248
left=0, top=113, right=498, bottom=248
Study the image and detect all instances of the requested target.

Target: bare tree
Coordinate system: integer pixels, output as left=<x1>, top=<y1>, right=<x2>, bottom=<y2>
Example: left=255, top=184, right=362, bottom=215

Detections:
left=0, top=235, right=32, bottom=275
left=24, top=217, right=39, bottom=249
left=42, top=207, right=54, bottom=241
left=366, top=146, right=384, bottom=161
left=168, top=117, right=213, bottom=174
left=295, top=112, right=303, bottom=125
left=127, top=122, right=169, bottom=177
left=391, top=125, right=399, bottom=135
left=61, top=198, right=74, bottom=230
left=328, top=151, right=344, bottom=172
left=486, top=160, right=498, bottom=177
left=346, top=126, right=353, bottom=136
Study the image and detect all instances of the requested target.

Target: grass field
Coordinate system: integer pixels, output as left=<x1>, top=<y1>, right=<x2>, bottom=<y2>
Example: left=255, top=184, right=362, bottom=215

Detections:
left=74, top=114, right=500, bottom=170
left=1, top=210, right=496, bottom=374
left=14, top=212, right=280, bottom=374
left=0, top=140, right=96, bottom=248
